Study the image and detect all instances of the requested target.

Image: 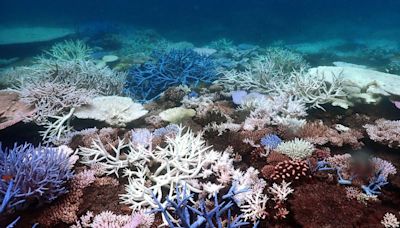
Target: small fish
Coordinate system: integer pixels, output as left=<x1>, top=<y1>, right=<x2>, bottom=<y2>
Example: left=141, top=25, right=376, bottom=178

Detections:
left=1, top=175, right=14, bottom=182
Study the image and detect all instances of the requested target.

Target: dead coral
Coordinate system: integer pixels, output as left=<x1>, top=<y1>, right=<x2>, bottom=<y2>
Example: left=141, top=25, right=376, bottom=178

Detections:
left=364, top=119, right=400, bottom=148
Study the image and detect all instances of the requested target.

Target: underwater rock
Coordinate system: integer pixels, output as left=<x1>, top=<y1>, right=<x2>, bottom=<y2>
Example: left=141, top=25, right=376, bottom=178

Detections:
left=0, top=90, right=35, bottom=130
left=159, top=107, right=196, bottom=123
left=0, top=26, right=74, bottom=45
left=73, top=96, right=148, bottom=127
left=309, top=66, right=400, bottom=107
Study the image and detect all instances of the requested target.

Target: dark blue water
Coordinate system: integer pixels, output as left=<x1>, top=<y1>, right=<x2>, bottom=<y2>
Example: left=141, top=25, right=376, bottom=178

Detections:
left=1, top=0, right=400, bottom=44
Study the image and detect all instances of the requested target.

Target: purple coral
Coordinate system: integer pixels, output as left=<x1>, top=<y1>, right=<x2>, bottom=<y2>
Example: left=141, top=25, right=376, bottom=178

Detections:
left=260, top=134, right=282, bottom=150
left=0, top=143, right=74, bottom=210
left=231, top=90, right=248, bottom=105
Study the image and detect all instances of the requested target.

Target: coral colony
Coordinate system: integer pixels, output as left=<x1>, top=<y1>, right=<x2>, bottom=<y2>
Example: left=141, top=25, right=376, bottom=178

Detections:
left=0, top=29, right=400, bottom=228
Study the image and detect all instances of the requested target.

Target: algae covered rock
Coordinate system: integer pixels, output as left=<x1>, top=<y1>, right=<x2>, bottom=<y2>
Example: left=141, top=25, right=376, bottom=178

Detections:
left=73, top=96, right=148, bottom=127
left=159, top=107, right=196, bottom=123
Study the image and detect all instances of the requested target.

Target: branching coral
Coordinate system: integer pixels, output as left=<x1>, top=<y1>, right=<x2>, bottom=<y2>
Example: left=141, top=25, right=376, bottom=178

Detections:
left=364, top=119, right=400, bottom=148
left=381, top=213, right=400, bottom=228
left=40, top=40, right=92, bottom=61
left=150, top=184, right=250, bottom=227
left=120, top=126, right=222, bottom=210
left=71, top=210, right=154, bottom=228
left=299, top=121, right=364, bottom=149
left=125, top=49, right=217, bottom=102
left=0, top=143, right=74, bottom=210
left=36, top=169, right=96, bottom=226
left=20, top=81, right=96, bottom=124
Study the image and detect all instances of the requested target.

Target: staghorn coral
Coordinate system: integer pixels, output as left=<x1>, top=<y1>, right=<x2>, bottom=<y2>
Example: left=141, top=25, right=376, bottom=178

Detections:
left=364, top=119, right=400, bottom=148
left=151, top=184, right=250, bottom=227
left=125, top=49, right=217, bottom=102
left=19, top=81, right=96, bottom=124
left=40, top=40, right=92, bottom=61
left=276, top=138, right=314, bottom=160
left=11, top=58, right=126, bottom=95
left=0, top=143, right=75, bottom=209
left=120, top=126, right=224, bottom=210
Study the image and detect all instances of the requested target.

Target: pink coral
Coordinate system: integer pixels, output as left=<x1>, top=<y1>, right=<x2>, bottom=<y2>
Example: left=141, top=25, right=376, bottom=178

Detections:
left=364, top=119, right=400, bottom=148
left=36, top=170, right=96, bottom=226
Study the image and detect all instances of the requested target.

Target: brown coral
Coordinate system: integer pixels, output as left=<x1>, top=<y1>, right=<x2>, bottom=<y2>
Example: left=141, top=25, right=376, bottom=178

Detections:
left=0, top=90, right=35, bottom=130
left=290, top=182, right=385, bottom=227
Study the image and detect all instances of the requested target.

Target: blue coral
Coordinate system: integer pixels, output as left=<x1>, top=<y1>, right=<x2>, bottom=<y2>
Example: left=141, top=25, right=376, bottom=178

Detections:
left=125, top=49, right=217, bottom=102
left=260, top=134, right=282, bottom=150
left=151, top=183, right=253, bottom=228
left=361, top=169, right=389, bottom=196
left=0, top=143, right=73, bottom=210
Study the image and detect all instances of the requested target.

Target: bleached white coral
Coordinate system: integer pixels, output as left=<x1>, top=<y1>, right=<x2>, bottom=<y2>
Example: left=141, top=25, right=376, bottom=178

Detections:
left=79, top=138, right=129, bottom=177
left=371, top=157, right=397, bottom=180
left=240, top=190, right=269, bottom=222
left=268, top=181, right=294, bottom=202
left=74, top=96, right=148, bottom=127
left=41, top=40, right=92, bottom=61
left=120, top=126, right=221, bottom=210
left=276, top=138, right=315, bottom=159
left=202, top=182, right=224, bottom=198
left=381, top=213, right=400, bottom=228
